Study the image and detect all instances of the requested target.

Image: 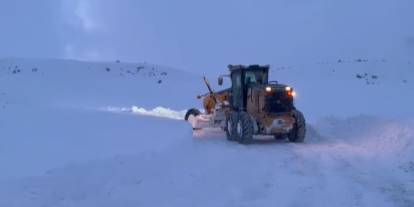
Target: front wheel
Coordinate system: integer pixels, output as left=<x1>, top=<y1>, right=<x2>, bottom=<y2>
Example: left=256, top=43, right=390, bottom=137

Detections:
left=184, top=108, right=201, bottom=121
left=288, top=110, right=306, bottom=143
left=225, top=112, right=238, bottom=141
left=185, top=108, right=201, bottom=130
left=236, top=112, right=254, bottom=144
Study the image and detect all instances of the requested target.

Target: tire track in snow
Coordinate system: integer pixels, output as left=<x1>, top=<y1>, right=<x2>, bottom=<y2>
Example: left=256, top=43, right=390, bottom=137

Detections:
left=289, top=117, right=414, bottom=207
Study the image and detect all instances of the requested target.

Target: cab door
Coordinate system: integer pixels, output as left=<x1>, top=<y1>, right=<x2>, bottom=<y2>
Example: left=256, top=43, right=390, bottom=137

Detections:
left=230, top=70, right=243, bottom=111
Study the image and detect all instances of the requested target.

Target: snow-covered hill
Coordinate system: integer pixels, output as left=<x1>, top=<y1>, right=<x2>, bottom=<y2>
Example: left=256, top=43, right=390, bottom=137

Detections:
left=0, top=58, right=203, bottom=108
left=0, top=58, right=413, bottom=207
left=271, top=58, right=414, bottom=121
left=0, top=58, right=202, bottom=179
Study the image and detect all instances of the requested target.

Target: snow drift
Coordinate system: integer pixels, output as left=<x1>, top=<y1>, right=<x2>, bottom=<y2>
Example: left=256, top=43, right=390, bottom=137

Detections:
left=101, top=106, right=187, bottom=120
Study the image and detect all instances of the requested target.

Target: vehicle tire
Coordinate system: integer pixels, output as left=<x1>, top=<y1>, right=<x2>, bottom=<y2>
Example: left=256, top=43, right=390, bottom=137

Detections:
left=236, top=112, right=254, bottom=144
left=225, top=112, right=238, bottom=141
left=288, top=110, right=306, bottom=143
left=184, top=108, right=201, bottom=121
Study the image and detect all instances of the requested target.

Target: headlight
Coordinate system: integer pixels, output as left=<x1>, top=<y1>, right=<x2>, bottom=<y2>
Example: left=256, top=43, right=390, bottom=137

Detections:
left=265, top=86, right=272, bottom=92
left=288, top=90, right=296, bottom=97
left=285, top=86, right=292, bottom=91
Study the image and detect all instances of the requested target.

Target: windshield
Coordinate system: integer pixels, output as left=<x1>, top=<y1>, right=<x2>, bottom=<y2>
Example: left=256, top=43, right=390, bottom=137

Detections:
left=244, top=70, right=266, bottom=85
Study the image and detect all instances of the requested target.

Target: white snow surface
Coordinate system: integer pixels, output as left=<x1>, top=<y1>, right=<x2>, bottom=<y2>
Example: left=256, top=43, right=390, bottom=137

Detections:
left=0, top=58, right=413, bottom=207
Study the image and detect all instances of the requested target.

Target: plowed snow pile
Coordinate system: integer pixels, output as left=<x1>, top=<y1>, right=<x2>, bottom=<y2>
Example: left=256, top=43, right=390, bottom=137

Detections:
left=101, top=106, right=187, bottom=120
left=0, top=58, right=413, bottom=207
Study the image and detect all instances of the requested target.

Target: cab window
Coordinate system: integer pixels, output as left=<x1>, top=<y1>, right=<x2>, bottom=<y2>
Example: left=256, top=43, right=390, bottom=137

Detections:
left=245, top=71, right=257, bottom=85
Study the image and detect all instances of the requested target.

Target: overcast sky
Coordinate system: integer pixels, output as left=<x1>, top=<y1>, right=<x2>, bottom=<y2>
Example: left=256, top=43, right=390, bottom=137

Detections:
left=0, top=0, right=413, bottom=73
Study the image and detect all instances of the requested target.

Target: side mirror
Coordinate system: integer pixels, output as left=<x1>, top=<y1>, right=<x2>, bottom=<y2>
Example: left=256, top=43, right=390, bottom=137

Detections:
left=218, top=76, right=224, bottom=86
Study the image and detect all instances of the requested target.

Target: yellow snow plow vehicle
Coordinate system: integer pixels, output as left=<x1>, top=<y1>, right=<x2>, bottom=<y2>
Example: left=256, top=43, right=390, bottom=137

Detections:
left=185, top=65, right=305, bottom=144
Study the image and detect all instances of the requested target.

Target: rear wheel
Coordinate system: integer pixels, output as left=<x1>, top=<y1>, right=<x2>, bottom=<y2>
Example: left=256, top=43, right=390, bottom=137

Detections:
left=236, top=112, right=254, bottom=144
left=184, top=108, right=201, bottom=121
left=288, top=110, right=306, bottom=143
left=225, top=112, right=238, bottom=141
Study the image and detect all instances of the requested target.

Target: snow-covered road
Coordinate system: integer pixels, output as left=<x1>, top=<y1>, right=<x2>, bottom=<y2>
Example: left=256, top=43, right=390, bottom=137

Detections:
left=1, top=105, right=413, bottom=207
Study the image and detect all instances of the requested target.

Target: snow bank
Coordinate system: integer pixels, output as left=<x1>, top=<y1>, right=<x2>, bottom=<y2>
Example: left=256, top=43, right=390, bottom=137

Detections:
left=311, top=115, right=414, bottom=159
left=131, top=106, right=187, bottom=120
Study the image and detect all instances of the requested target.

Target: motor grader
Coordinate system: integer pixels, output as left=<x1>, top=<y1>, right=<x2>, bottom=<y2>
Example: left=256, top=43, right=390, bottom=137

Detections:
left=185, top=65, right=306, bottom=144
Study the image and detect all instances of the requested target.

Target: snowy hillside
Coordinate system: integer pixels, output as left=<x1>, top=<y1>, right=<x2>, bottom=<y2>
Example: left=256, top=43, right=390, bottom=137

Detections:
left=0, top=58, right=413, bottom=207
left=271, top=58, right=414, bottom=120
left=0, top=58, right=203, bottom=179
left=0, top=58, right=203, bottom=108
